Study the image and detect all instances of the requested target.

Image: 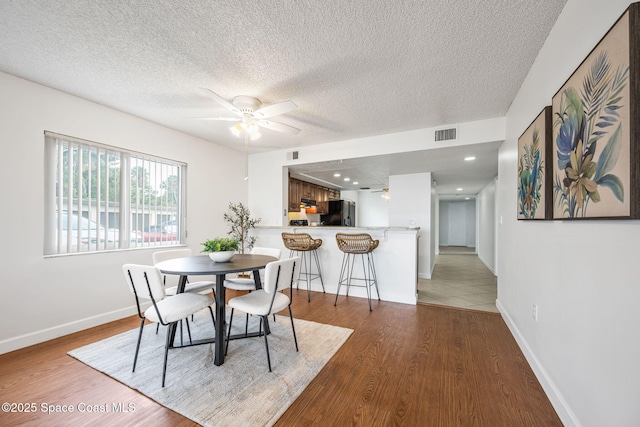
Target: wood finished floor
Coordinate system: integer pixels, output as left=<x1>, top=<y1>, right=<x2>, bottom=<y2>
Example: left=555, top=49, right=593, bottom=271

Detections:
left=0, top=291, right=561, bottom=426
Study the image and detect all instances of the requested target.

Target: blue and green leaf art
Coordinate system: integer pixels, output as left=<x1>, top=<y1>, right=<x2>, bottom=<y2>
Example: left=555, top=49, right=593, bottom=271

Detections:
left=553, top=51, right=628, bottom=218
left=518, top=127, right=544, bottom=219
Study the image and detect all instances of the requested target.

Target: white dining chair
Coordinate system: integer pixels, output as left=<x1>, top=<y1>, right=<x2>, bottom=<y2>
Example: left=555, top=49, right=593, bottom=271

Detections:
left=224, top=247, right=281, bottom=335
left=153, top=248, right=217, bottom=335
left=225, top=257, right=301, bottom=372
left=123, top=263, right=215, bottom=387
left=152, top=248, right=216, bottom=296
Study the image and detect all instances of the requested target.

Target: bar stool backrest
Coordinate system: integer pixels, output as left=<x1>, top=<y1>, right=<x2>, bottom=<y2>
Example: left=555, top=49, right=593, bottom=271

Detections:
left=335, top=233, right=379, bottom=254
left=282, top=232, right=322, bottom=251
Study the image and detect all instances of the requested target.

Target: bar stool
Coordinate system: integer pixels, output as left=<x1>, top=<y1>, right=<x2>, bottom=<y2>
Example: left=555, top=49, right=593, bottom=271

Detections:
left=282, top=232, right=325, bottom=301
left=334, top=233, right=380, bottom=311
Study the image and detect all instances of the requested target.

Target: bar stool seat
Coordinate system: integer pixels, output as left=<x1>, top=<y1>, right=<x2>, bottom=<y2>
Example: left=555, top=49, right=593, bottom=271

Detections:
left=282, top=232, right=325, bottom=301
left=334, top=233, right=380, bottom=311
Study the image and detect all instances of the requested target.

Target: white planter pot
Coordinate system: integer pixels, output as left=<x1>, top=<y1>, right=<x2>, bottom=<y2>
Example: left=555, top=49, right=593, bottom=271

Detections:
left=208, top=251, right=235, bottom=262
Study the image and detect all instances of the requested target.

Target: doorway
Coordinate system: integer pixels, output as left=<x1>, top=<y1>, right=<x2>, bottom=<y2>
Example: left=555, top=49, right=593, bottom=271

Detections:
left=418, top=249, right=497, bottom=312
left=439, top=200, right=476, bottom=249
left=419, top=198, right=497, bottom=312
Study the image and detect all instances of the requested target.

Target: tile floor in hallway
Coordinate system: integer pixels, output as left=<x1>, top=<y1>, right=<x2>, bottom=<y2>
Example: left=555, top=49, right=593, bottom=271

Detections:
left=418, top=247, right=498, bottom=313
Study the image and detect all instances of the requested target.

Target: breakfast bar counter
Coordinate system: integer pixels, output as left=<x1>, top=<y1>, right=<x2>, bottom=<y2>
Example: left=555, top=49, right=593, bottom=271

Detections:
left=252, top=226, right=419, bottom=305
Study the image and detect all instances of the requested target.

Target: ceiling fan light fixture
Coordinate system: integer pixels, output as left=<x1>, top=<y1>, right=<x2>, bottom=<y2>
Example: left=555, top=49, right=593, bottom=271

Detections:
left=230, top=123, right=243, bottom=137
left=246, top=121, right=259, bottom=134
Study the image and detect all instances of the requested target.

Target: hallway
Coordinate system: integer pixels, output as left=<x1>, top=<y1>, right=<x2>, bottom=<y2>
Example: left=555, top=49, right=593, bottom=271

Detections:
left=418, top=247, right=498, bottom=313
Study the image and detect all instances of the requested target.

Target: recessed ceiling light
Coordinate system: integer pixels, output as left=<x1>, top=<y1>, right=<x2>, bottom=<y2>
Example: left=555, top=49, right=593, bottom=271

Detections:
left=456, top=188, right=463, bottom=191
left=465, top=197, right=470, bottom=200
left=344, top=177, right=351, bottom=182
left=464, top=156, right=476, bottom=161
left=334, top=173, right=341, bottom=177
left=353, top=181, right=359, bottom=185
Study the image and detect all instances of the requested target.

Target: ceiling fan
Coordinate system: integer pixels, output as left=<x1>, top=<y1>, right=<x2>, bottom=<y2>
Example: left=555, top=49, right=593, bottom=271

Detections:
left=372, top=188, right=390, bottom=199
left=198, top=88, right=301, bottom=139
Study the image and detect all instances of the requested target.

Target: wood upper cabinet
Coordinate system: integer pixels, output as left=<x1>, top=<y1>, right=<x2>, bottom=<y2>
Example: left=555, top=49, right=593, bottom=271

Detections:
left=288, top=176, right=338, bottom=214
left=288, top=177, right=301, bottom=211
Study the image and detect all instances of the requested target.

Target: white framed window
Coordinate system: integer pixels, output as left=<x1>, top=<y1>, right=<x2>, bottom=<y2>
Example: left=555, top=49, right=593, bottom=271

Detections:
left=44, top=132, right=186, bottom=255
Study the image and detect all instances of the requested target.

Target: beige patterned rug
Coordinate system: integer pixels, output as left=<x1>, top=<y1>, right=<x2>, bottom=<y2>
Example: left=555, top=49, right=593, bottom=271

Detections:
left=69, top=310, right=352, bottom=426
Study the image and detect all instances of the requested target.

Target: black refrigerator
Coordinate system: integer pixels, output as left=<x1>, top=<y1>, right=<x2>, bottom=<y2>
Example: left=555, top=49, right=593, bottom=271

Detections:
left=321, top=200, right=356, bottom=226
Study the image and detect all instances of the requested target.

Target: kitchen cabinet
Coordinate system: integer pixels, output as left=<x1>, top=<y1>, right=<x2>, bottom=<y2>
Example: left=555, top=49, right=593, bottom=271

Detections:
left=288, top=178, right=301, bottom=211
left=288, top=176, right=338, bottom=214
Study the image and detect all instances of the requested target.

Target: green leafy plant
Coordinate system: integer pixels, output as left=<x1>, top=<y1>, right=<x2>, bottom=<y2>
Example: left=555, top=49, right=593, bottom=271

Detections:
left=201, top=237, right=239, bottom=253
left=224, top=202, right=261, bottom=254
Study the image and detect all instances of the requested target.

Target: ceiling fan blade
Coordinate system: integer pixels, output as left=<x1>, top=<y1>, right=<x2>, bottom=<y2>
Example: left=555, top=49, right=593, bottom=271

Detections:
left=253, top=100, right=297, bottom=119
left=199, top=88, right=241, bottom=115
left=256, top=119, right=301, bottom=135
left=188, top=116, right=240, bottom=121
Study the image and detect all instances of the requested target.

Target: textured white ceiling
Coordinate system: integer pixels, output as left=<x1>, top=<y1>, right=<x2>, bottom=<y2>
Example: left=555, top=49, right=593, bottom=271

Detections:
left=0, top=0, right=566, bottom=192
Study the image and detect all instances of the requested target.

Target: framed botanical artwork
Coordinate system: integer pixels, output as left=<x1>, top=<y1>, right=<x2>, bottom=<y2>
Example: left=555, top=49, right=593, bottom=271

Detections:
left=551, top=3, right=640, bottom=219
left=518, top=106, right=552, bottom=220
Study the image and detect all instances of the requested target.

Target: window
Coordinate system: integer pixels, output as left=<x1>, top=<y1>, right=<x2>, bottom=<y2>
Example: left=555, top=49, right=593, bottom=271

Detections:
left=44, top=132, right=186, bottom=255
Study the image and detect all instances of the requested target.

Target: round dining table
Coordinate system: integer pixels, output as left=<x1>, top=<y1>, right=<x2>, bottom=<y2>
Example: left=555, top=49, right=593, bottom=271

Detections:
left=155, top=253, right=278, bottom=366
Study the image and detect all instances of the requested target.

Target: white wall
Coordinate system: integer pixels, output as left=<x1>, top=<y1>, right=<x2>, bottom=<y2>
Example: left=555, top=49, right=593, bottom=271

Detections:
left=0, top=72, right=246, bottom=353
left=357, top=191, right=390, bottom=227
left=498, top=1, right=640, bottom=426
left=388, top=173, right=431, bottom=279
left=477, top=178, right=496, bottom=274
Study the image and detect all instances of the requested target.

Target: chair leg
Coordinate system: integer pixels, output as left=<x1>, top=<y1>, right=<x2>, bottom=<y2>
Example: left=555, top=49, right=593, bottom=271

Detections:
left=245, top=313, right=249, bottom=337
left=207, top=306, right=216, bottom=331
left=313, top=249, right=325, bottom=293
left=369, top=253, right=381, bottom=300
left=133, top=317, right=145, bottom=372
left=155, top=323, right=160, bottom=335
left=347, top=254, right=357, bottom=296
left=305, top=251, right=312, bottom=302
left=185, top=317, right=193, bottom=345
left=179, top=320, right=184, bottom=347
left=261, top=317, right=272, bottom=372
left=288, top=307, right=299, bottom=352
left=162, top=324, right=173, bottom=387
left=290, top=250, right=299, bottom=289
left=361, top=253, right=372, bottom=311
left=225, top=308, right=235, bottom=356
left=335, top=252, right=350, bottom=306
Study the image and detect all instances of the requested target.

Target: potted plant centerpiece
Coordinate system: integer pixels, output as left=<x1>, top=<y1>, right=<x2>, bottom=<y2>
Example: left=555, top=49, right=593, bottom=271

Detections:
left=224, top=202, right=261, bottom=254
left=202, top=237, right=239, bottom=262
left=224, top=202, right=261, bottom=276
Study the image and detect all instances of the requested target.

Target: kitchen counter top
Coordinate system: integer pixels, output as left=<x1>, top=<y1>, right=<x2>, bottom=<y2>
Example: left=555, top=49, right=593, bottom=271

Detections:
left=256, top=225, right=420, bottom=231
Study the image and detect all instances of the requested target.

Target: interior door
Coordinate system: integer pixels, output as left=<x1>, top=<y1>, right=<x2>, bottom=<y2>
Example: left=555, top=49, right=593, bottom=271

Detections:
left=447, top=202, right=467, bottom=246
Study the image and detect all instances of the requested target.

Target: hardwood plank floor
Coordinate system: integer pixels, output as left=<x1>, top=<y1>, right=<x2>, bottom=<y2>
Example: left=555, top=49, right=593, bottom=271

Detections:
left=0, top=291, right=561, bottom=426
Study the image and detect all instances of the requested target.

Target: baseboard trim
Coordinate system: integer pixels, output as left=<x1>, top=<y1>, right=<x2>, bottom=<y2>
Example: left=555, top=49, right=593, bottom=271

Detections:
left=0, top=305, right=142, bottom=355
left=477, top=253, right=496, bottom=275
left=496, top=299, right=581, bottom=427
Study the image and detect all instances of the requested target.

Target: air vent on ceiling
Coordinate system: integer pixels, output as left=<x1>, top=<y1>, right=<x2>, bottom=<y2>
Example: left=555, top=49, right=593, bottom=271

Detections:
left=287, top=150, right=299, bottom=160
left=435, top=127, right=458, bottom=142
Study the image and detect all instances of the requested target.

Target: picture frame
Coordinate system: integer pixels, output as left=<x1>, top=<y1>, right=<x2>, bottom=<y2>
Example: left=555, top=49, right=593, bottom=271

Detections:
left=551, top=3, right=640, bottom=219
left=517, top=106, right=552, bottom=220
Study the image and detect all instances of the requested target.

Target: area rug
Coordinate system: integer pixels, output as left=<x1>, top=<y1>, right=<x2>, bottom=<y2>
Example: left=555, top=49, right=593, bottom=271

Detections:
left=68, top=311, right=353, bottom=426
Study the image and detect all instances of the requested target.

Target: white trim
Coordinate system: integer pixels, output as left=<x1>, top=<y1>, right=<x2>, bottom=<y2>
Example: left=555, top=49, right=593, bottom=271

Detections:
left=477, top=253, right=496, bottom=275
left=0, top=304, right=147, bottom=355
left=496, top=299, right=582, bottom=427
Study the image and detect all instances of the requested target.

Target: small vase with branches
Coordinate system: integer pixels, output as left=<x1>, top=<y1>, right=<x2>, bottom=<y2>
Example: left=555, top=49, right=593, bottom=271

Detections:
left=223, top=202, right=261, bottom=255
